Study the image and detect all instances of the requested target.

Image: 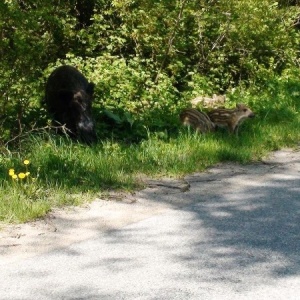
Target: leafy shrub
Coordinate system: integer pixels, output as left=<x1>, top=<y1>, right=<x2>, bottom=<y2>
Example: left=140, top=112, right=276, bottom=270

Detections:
left=0, top=0, right=300, bottom=146
left=44, top=55, right=183, bottom=141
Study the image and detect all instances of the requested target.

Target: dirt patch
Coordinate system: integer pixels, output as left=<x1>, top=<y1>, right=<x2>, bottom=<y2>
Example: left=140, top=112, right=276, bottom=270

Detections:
left=1, top=148, right=299, bottom=265
left=0, top=179, right=190, bottom=264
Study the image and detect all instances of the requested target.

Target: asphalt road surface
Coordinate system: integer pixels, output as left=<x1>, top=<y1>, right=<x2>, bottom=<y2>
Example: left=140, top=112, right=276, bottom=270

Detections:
left=1, top=149, right=300, bottom=299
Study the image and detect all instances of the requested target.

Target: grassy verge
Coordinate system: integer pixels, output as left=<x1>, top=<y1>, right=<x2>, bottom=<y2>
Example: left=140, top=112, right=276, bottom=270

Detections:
left=1, top=125, right=299, bottom=224
left=0, top=85, right=300, bottom=224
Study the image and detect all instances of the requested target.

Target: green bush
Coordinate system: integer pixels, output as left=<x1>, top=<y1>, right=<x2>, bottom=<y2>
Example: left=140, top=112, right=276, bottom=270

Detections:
left=0, top=0, right=299, bottom=146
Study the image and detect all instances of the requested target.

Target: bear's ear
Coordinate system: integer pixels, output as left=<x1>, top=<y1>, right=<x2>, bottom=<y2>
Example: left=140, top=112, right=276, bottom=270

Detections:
left=86, top=82, right=95, bottom=96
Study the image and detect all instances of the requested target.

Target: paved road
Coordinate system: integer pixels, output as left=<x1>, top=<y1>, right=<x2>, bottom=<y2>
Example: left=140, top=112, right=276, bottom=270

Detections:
left=1, top=149, right=300, bottom=299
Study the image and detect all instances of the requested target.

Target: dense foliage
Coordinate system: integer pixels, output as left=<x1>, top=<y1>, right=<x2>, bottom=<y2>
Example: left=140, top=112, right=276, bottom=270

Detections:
left=1, top=0, right=300, bottom=223
left=1, top=0, right=300, bottom=145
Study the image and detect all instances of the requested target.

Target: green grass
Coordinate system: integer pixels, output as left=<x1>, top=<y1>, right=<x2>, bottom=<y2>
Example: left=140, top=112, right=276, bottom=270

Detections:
left=1, top=87, right=300, bottom=224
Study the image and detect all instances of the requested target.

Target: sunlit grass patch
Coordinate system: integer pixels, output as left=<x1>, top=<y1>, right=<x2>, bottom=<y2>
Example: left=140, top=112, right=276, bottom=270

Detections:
left=1, top=84, right=300, bottom=224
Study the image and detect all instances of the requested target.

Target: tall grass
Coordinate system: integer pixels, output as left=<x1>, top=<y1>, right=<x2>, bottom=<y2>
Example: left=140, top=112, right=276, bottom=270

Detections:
left=1, top=82, right=300, bottom=224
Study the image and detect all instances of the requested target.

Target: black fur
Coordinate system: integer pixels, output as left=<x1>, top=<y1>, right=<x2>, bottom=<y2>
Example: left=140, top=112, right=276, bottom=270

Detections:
left=45, top=65, right=97, bottom=144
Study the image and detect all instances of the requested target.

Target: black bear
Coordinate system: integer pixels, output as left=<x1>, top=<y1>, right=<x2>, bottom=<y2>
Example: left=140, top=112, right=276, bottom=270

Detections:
left=45, top=65, right=97, bottom=144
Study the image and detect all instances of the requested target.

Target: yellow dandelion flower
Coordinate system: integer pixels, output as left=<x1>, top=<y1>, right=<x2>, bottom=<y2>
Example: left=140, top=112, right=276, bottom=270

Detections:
left=9, top=169, right=15, bottom=176
left=12, top=174, right=18, bottom=180
left=25, top=172, right=30, bottom=176
left=23, top=160, right=30, bottom=165
left=18, top=172, right=26, bottom=179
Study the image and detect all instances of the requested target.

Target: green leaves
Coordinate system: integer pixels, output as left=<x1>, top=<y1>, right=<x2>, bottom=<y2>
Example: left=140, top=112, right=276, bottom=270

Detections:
left=1, top=0, right=300, bottom=146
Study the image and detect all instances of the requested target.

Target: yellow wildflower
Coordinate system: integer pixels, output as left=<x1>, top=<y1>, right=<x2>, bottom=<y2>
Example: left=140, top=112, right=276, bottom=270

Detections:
left=25, top=172, right=30, bottom=176
left=18, top=172, right=26, bottom=179
left=23, top=160, right=30, bottom=165
left=9, top=169, right=15, bottom=176
left=12, top=174, right=18, bottom=180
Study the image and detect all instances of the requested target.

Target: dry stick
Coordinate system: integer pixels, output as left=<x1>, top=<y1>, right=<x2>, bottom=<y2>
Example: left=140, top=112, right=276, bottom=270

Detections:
left=4, top=124, right=72, bottom=147
left=154, top=0, right=189, bottom=84
left=198, top=10, right=231, bottom=68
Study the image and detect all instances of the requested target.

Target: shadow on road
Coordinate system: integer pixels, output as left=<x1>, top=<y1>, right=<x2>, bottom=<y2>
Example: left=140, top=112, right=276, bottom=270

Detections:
left=2, top=151, right=300, bottom=299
